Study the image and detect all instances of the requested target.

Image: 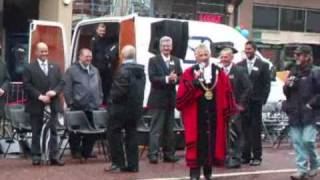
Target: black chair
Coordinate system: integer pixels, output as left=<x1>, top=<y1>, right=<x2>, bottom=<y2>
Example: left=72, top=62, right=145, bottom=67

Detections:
left=137, top=115, right=151, bottom=158
left=92, top=109, right=110, bottom=161
left=59, top=110, right=109, bottom=161
left=173, top=118, right=185, bottom=150
left=4, top=105, right=32, bottom=157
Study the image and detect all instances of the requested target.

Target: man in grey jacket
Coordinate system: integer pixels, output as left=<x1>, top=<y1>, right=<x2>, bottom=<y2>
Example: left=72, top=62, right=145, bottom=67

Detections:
left=63, top=48, right=103, bottom=159
left=283, top=45, right=320, bottom=180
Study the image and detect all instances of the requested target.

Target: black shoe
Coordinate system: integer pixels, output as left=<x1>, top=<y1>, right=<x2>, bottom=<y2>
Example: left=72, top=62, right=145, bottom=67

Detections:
left=72, top=152, right=82, bottom=159
left=32, top=159, right=41, bottom=166
left=149, top=156, right=158, bottom=164
left=163, top=155, right=180, bottom=163
left=290, top=172, right=308, bottom=180
left=225, top=158, right=241, bottom=169
left=105, top=164, right=122, bottom=173
left=250, top=159, right=261, bottom=166
left=204, top=175, right=212, bottom=180
left=121, top=166, right=139, bottom=173
left=241, top=158, right=251, bottom=164
left=50, top=159, right=65, bottom=166
left=190, top=177, right=199, bottom=180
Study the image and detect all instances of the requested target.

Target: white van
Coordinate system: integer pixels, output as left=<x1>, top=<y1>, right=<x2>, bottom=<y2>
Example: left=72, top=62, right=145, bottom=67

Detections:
left=27, top=15, right=285, bottom=116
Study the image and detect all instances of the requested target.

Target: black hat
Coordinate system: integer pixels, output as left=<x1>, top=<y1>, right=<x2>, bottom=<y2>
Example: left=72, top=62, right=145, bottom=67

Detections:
left=294, top=45, right=312, bottom=55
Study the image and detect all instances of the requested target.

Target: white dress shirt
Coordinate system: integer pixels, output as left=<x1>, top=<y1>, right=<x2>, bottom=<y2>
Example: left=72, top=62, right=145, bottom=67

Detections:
left=37, top=59, right=48, bottom=75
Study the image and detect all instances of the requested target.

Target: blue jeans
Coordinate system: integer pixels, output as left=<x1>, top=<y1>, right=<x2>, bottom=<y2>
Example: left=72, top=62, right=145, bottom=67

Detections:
left=290, top=124, right=320, bottom=173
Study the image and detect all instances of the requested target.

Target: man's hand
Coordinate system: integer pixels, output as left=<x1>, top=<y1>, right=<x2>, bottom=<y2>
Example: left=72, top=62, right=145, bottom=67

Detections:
left=46, top=90, right=57, bottom=98
left=168, top=72, right=178, bottom=83
left=193, top=70, right=203, bottom=80
left=0, top=88, right=4, bottom=97
left=38, top=94, right=51, bottom=104
left=306, top=104, right=312, bottom=110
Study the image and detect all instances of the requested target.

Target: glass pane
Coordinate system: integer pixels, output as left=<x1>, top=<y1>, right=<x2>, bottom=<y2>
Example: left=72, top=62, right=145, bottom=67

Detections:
left=253, top=6, right=279, bottom=30
left=306, top=11, right=320, bottom=33
left=280, top=8, right=305, bottom=32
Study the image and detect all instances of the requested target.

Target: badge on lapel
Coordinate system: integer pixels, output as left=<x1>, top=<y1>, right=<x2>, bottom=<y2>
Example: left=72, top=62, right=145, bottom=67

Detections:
left=252, top=66, right=259, bottom=71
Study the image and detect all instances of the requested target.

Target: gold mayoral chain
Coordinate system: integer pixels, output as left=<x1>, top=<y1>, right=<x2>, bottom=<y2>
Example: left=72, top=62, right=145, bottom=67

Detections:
left=199, top=70, right=219, bottom=100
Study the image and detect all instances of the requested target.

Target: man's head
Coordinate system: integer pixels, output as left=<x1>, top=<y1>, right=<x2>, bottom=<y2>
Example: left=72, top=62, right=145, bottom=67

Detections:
left=79, top=48, right=93, bottom=66
left=194, top=43, right=211, bottom=64
left=244, top=41, right=257, bottom=60
left=36, top=42, right=49, bottom=61
left=96, top=23, right=107, bottom=38
left=121, top=45, right=136, bottom=61
left=159, top=36, right=173, bottom=57
left=294, top=45, right=313, bottom=66
left=220, top=48, right=234, bottom=67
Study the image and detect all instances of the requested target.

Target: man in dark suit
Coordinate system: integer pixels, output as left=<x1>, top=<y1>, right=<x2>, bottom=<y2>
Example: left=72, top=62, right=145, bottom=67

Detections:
left=23, top=42, right=64, bottom=166
left=237, top=41, right=271, bottom=166
left=147, top=36, right=182, bottom=164
left=219, top=47, right=252, bottom=168
left=0, top=57, right=10, bottom=121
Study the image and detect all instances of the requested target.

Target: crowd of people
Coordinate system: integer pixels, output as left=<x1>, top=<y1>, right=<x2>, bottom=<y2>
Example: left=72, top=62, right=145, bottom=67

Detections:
left=0, top=22, right=319, bottom=180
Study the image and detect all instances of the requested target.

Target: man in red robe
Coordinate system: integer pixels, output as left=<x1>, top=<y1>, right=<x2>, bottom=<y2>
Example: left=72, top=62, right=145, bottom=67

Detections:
left=176, top=44, right=236, bottom=180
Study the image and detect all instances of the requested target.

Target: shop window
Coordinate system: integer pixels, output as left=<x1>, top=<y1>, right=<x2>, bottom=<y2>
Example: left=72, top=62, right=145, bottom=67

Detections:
left=280, top=8, right=305, bottom=32
left=253, top=6, right=279, bottom=30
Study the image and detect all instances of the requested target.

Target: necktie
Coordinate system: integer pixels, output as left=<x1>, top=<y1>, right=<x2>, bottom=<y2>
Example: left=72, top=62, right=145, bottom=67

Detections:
left=166, top=60, right=170, bottom=69
left=41, top=62, right=48, bottom=76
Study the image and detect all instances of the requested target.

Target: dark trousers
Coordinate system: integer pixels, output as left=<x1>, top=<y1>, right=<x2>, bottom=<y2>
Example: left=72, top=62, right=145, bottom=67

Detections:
left=69, top=111, right=96, bottom=158
left=30, top=113, right=58, bottom=160
left=109, top=111, right=139, bottom=169
left=225, top=114, right=242, bottom=165
left=242, top=101, right=263, bottom=161
left=148, top=108, right=175, bottom=158
left=190, top=166, right=212, bottom=179
left=99, top=69, right=112, bottom=104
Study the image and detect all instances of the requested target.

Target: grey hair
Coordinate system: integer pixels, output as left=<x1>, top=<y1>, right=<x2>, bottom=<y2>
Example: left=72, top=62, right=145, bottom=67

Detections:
left=159, top=36, right=173, bottom=47
left=194, top=43, right=211, bottom=56
left=219, top=48, right=234, bottom=57
left=121, top=45, right=136, bottom=60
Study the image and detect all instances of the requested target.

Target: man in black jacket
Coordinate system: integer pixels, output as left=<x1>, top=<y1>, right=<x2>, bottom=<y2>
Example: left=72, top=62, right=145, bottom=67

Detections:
left=0, top=57, right=10, bottom=121
left=147, top=36, right=182, bottom=164
left=23, top=42, right=64, bottom=166
left=63, top=48, right=103, bottom=159
left=283, top=45, right=320, bottom=180
left=220, top=47, right=252, bottom=168
left=237, top=41, right=271, bottom=166
left=106, top=45, right=145, bottom=172
left=91, top=23, right=118, bottom=104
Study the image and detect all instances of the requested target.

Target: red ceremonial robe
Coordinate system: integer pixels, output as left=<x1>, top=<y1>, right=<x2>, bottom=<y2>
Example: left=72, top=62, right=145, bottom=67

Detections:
left=176, top=66, right=236, bottom=168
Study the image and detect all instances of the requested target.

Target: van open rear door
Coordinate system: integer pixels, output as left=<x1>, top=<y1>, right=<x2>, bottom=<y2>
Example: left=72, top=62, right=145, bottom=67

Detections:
left=119, top=17, right=135, bottom=51
left=28, top=20, right=67, bottom=71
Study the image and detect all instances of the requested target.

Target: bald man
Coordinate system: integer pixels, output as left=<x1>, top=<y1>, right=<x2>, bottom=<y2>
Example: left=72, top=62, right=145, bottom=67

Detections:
left=106, top=45, right=145, bottom=172
left=23, top=42, right=64, bottom=166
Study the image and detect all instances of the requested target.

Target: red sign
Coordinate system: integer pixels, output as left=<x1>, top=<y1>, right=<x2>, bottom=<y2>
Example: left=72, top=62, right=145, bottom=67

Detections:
left=198, top=14, right=223, bottom=23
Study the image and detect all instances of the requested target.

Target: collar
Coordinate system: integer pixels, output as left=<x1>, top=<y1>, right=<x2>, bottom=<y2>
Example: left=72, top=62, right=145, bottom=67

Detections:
left=123, top=59, right=135, bottom=64
left=161, top=53, right=171, bottom=62
left=246, top=56, right=257, bottom=65
left=37, top=59, right=48, bottom=65
left=79, top=62, right=90, bottom=71
left=223, top=63, right=233, bottom=74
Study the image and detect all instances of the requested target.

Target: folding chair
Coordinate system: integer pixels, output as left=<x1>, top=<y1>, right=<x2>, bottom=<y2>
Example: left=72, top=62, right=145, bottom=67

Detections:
left=3, top=105, right=31, bottom=157
left=92, top=109, right=109, bottom=161
left=59, top=110, right=109, bottom=161
left=137, top=115, right=151, bottom=158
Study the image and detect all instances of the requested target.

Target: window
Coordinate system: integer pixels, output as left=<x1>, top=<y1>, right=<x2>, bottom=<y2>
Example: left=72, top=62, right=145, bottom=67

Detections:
left=280, top=8, right=305, bottom=32
left=306, top=11, right=320, bottom=33
left=253, top=6, right=279, bottom=30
